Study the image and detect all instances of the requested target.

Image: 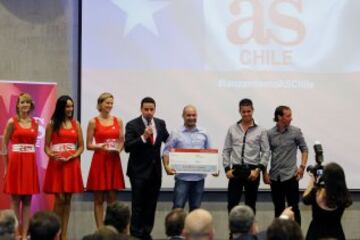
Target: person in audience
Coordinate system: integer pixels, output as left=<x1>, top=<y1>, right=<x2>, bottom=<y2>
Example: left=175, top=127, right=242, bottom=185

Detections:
left=43, top=95, right=84, bottom=240
left=229, top=205, right=257, bottom=240
left=2, top=93, right=40, bottom=240
left=82, top=226, right=123, bottom=240
left=303, top=162, right=352, bottom=240
left=182, top=209, right=214, bottom=240
left=86, top=93, right=126, bottom=228
left=266, top=218, right=303, bottom=240
left=229, top=204, right=295, bottom=240
left=29, top=211, right=61, bottom=240
left=165, top=208, right=187, bottom=240
left=0, top=210, right=17, bottom=237
left=104, top=201, right=130, bottom=237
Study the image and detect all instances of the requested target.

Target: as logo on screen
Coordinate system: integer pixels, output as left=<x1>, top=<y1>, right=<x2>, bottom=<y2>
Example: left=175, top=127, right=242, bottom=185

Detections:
left=226, top=0, right=306, bottom=66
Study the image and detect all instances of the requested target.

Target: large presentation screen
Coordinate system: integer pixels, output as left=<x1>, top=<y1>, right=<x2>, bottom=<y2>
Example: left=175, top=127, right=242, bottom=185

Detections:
left=81, top=0, right=360, bottom=189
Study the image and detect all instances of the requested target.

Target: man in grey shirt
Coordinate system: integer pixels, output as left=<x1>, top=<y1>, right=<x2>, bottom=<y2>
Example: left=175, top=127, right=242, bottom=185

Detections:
left=222, top=98, right=270, bottom=214
left=264, top=105, right=308, bottom=225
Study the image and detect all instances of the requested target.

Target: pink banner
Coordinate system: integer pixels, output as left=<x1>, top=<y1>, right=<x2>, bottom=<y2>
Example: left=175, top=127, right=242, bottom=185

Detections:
left=0, top=81, right=57, bottom=211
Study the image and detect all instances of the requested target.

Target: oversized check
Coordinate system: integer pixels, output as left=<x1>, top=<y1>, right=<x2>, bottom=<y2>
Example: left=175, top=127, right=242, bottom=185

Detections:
left=169, top=148, right=219, bottom=174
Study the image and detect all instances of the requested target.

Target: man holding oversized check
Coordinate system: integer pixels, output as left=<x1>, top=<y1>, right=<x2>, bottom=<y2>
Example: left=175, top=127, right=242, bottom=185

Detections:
left=162, top=105, right=218, bottom=211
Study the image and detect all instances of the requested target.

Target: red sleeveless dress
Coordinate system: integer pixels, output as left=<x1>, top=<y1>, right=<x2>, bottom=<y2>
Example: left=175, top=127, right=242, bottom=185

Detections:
left=3, top=117, right=40, bottom=194
left=86, top=117, right=125, bottom=191
left=43, top=120, right=84, bottom=193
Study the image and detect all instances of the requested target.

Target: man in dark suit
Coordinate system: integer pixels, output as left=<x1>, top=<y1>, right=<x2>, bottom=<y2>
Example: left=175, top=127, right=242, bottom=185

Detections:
left=125, top=97, right=169, bottom=240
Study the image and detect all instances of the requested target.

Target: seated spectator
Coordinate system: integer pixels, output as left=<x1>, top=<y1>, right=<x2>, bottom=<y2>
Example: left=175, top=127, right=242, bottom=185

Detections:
left=104, top=201, right=130, bottom=236
left=266, top=219, right=303, bottom=240
left=182, top=209, right=214, bottom=240
left=0, top=210, right=17, bottom=238
left=229, top=205, right=257, bottom=240
left=229, top=205, right=296, bottom=240
left=82, top=226, right=123, bottom=240
left=165, top=208, right=187, bottom=240
left=28, top=211, right=61, bottom=240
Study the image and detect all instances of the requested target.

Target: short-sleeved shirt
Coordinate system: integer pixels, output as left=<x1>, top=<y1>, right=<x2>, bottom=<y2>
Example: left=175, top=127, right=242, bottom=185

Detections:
left=163, top=125, right=210, bottom=181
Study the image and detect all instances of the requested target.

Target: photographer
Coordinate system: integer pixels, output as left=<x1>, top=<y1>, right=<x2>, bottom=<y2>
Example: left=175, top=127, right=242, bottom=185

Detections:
left=303, top=162, right=352, bottom=240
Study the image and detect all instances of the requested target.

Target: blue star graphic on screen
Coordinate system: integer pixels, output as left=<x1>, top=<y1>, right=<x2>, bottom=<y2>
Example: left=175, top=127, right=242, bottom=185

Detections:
left=111, top=0, right=169, bottom=36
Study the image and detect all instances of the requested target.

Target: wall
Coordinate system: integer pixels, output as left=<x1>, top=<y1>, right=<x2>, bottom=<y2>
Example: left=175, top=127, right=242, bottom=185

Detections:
left=0, top=0, right=79, bottom=104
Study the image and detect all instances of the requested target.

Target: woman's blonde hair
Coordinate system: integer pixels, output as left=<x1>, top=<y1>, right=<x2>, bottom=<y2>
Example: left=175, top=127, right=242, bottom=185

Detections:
left=97, top=92, right=113, bottom=112
left=16, top=93, right=35, bottom=115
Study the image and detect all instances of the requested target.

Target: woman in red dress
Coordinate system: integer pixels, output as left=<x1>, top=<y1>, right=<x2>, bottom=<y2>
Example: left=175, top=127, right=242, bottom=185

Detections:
left=2, top=93, right=39, bottom=240
left=43, top=95, right=84, bottom=240
left=86, top=92, right=125, bottom=228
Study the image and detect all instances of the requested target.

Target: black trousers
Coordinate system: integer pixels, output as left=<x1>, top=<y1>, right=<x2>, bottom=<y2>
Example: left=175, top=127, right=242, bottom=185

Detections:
left=130, top=172, right=161, bottom=240
left=227, top=175, right=260, bottom=214
left=270, top=176, right=301, bottom=225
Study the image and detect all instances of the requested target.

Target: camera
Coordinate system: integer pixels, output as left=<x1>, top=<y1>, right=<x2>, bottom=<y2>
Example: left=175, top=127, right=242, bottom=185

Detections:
left=306, top=142, right=324, bottom=182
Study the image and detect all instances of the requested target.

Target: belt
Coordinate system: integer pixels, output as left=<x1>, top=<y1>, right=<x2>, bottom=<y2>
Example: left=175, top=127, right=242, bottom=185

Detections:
left=51, top=143, right=76, bottom=152
left=12, top=144, right=35, bottom=153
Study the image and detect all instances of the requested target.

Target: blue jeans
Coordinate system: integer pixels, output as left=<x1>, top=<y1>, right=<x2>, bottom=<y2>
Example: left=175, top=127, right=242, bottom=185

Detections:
left=173, top=179, right=204, bottom=211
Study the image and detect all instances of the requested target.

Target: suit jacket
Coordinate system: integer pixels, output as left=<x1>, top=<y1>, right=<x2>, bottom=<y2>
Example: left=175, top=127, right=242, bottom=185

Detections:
left=125, top=116, right=169, bottom=179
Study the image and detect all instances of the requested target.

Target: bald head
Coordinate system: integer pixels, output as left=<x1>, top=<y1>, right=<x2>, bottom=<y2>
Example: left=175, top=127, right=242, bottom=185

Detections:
left=182, top=105, right=197, bottom=129
left=182, top=105, right=197, bottom=115
left=183, top=209, right=214, bottom=240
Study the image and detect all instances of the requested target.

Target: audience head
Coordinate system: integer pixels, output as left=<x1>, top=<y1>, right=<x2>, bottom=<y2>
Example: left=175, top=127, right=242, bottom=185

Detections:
left=183, top=209, right=214, bottom=240
left=321, top=162, right=352, bottom=208
left=82, top=226, right=123, bottom=240
left=0, top=210, right=17, bottom=236
left=165, top=208, right=187, bottom=237
left=29, top=211, right=61, bottom=240
left=267, top=219, right=303, bottom=240
left=104, top=201, right=130, bottom=234
left=229, top=205, right=256, bottom=237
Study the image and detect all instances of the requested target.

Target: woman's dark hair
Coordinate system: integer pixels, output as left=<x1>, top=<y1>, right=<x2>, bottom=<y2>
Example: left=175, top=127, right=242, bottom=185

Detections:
left=322, top=162, right=352, bottom=208
left=51, top=95, right=74, bottom=133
